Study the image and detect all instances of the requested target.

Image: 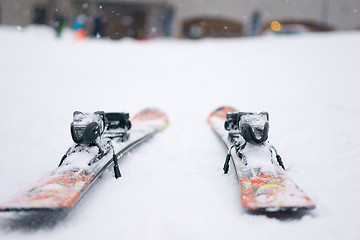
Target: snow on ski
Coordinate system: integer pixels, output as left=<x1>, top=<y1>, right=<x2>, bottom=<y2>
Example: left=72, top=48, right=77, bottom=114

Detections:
left=208, top=106, right=315, bottom=213
left=0, top=108, right=169, bottom=212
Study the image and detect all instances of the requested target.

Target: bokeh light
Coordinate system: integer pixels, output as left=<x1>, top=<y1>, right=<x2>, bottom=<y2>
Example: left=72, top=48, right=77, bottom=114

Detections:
left=271, top=21, right=282, bottom=32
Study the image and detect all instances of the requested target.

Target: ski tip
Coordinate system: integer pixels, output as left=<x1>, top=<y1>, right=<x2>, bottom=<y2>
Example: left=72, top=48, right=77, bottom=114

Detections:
left=157, top=122, right=169, bottom=131
left=131, top=108, right=169, bottom=131
left=207, top=106, right=238, bottom=125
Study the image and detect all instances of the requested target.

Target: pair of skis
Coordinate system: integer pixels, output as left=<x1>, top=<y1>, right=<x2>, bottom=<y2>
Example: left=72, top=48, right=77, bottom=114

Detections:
left=0, top=107, right=315, bottom=214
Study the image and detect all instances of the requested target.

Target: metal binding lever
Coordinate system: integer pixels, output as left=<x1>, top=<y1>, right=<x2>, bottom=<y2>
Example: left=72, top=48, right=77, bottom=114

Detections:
left=224, top=145, right=235, bottom=174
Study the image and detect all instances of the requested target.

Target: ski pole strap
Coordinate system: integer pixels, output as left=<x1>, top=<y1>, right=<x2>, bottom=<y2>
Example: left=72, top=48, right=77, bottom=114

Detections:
left=110, top=144, right=122, bottom=178
left=270, top=145, right=285, bottom=170
left=58, top=147, right=72, bottom=167
left=224, top=145, right=235, bottom=174
left=113, top=154, right=121, bottom=178
left=276, top=155, right=285, bottom=171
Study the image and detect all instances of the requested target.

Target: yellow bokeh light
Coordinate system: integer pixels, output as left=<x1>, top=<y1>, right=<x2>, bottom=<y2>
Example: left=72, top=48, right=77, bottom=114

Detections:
left=271, top=21, right=282, bottom=32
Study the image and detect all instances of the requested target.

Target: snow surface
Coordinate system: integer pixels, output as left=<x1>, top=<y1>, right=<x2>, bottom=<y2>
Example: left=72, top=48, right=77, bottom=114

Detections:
left=0, top=25, right=360, bottom=240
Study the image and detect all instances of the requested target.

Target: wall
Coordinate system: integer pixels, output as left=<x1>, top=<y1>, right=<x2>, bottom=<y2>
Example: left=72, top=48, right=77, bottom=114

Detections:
left=1, top=0, right=49, bottom=26
left=1, top=0, right=360, bottom=35
left=170, top=0, right=360, bottom=36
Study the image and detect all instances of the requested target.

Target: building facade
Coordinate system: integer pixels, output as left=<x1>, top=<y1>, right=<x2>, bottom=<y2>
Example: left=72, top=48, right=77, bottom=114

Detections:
left=0, top=0, right=359, bottom=37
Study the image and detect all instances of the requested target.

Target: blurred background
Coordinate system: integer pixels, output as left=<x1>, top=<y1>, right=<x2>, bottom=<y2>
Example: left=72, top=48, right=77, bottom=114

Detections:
left=0, top=1, right=360, bottom=239
left=1, top=0, right=359, bottom=40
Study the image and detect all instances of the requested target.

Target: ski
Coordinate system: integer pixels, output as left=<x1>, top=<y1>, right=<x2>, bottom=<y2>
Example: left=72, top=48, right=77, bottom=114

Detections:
left=208, top=106, right=315, bottom=213
left=0, top=108, right=169, bottom=212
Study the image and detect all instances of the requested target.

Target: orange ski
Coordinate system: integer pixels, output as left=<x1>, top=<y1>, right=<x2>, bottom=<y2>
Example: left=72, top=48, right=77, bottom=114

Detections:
left=0, top=108, right=168, bottom=211
left=208, top=106, right=315, bottom=212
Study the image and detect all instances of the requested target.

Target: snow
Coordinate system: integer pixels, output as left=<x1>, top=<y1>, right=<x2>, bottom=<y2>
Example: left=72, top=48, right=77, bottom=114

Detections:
left=0, top=25, right=360, bottom=239
left=240, top=143, right=274, bottom=169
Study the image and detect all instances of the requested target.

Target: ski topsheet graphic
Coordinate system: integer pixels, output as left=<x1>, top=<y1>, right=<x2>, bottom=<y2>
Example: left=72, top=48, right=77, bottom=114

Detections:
left=208, top=106, right=315, bottom=212
left=0, top=108, right=169, bottom=211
